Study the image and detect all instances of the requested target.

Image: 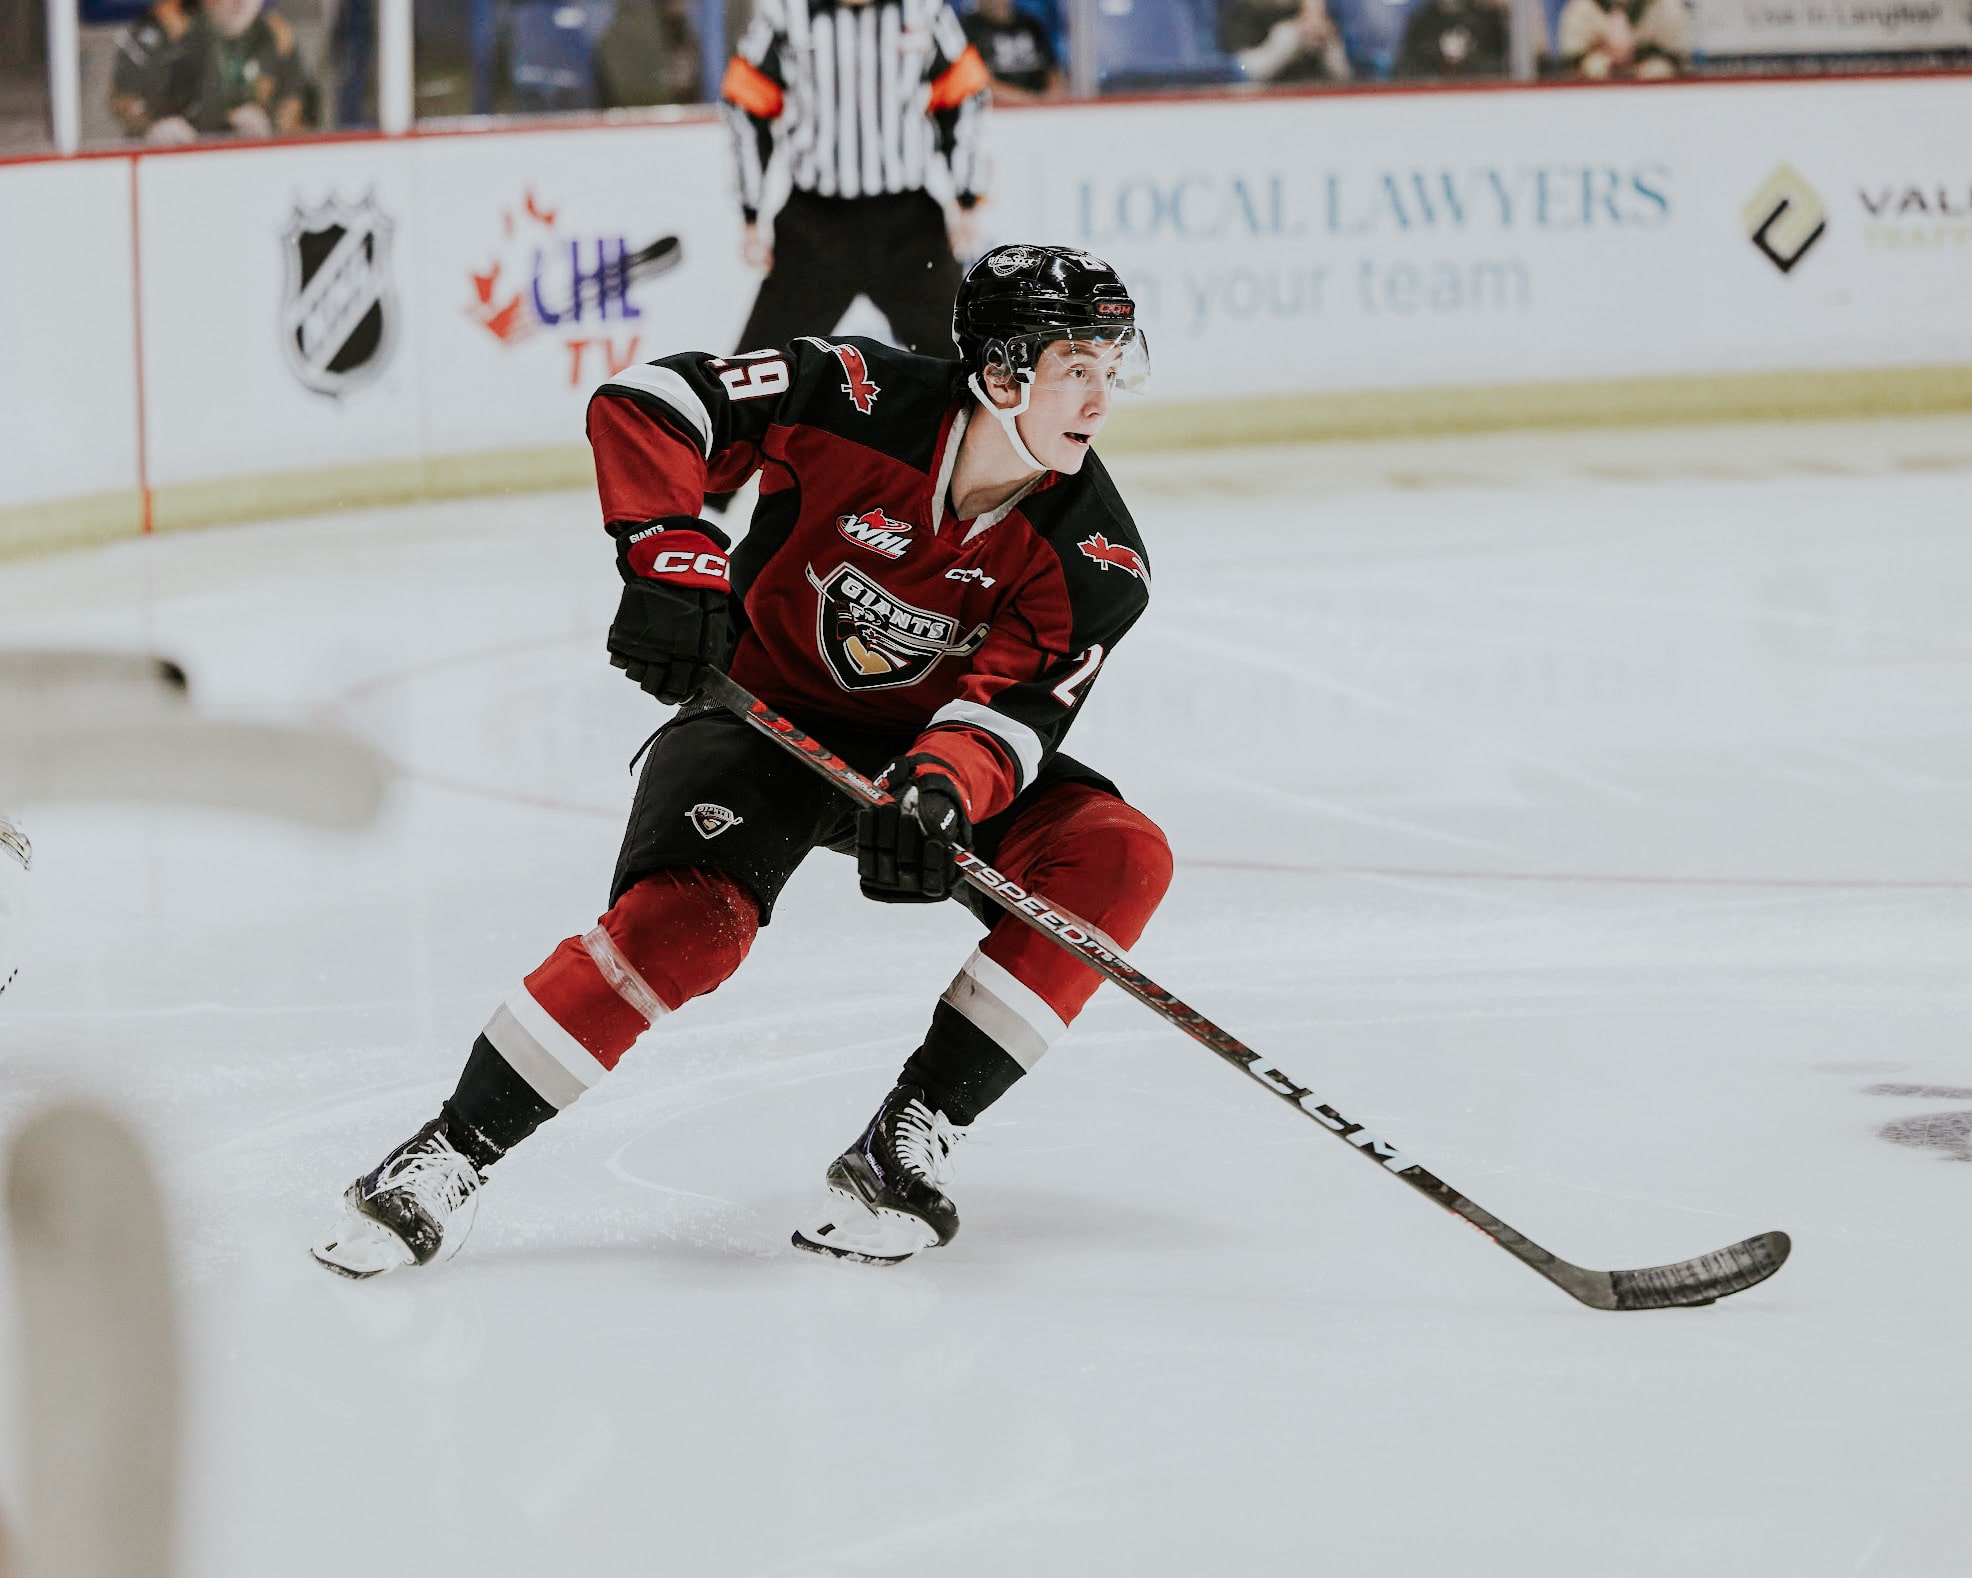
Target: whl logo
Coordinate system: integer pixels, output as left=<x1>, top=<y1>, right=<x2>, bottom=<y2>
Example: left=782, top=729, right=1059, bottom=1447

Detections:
left=1744, top=165, right=1827, bottom=275
left=1077, top=532, right=1148, bottom=582
left=837, top=508, right=914, bottom=559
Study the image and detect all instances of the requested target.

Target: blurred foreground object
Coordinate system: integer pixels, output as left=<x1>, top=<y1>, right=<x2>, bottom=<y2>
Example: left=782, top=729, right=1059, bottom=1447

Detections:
left=9, top=1105, right=178, bottom=1578
left=0, top=813, right=25, bottom=1001
left=0, top=649, right=387, bottom=829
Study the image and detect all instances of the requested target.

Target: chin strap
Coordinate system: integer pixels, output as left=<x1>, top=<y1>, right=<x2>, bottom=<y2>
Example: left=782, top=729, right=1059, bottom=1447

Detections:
left=968, top=372, right=1047, bottom=474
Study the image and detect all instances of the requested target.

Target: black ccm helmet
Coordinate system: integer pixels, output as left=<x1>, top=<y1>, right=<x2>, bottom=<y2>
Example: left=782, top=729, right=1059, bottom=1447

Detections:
left=952, top=244, right=1150, bottom=392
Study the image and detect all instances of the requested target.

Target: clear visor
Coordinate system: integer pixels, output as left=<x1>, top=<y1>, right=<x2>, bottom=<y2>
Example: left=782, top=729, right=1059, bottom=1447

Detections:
left=992, top=326, right=1151, bottom=394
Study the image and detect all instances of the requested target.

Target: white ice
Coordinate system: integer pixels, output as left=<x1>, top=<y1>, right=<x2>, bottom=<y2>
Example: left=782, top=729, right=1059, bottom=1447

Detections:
left=1, top=419, right=1970, bottom=1576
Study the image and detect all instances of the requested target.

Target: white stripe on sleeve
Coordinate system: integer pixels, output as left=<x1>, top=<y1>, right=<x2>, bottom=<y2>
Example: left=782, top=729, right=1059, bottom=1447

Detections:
left=927, top=699, right=1045, bottom=791
left=596, top=364, right=714, bottom=457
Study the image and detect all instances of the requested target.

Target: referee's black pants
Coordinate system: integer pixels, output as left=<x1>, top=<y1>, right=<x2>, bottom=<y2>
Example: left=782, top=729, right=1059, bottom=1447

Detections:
left=738, top=189, right=962, bottom=359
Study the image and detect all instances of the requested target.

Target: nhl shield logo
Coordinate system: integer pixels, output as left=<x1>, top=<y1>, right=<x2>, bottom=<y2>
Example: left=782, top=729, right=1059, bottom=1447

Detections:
left=688, top=803, right=744, bottom=839
left=280, top=192, right=396, bottom=398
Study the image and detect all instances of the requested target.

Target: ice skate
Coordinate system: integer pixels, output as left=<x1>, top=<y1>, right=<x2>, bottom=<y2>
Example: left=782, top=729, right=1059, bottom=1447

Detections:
left=311, top=1118, right=485, bottom=1280
left=794, top=1085, right=966, bottom=1264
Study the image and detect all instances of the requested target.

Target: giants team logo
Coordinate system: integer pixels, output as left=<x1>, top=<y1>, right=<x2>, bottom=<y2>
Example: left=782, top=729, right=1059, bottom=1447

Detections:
left=1077, top=533, right=1149, bottom=583
left=280, top=192, right=395, bottom=399
left=806, top=563, right=988, bottom=691
left=828, top=341, right=880, bottom=414
left=688, top=803, right=743, bottom=839
left=836, top=508, right=913, bottom=559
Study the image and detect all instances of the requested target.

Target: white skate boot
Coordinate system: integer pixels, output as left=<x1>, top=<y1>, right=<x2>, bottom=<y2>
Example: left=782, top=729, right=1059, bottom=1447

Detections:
left=311, top=1118, right=485, bottom=1279
left=794, top=1084, right=966, bottom=1264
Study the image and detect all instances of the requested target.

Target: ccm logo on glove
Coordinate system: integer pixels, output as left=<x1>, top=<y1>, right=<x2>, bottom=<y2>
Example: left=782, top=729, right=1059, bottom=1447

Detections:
left=624, top=524, right=731, bottom=589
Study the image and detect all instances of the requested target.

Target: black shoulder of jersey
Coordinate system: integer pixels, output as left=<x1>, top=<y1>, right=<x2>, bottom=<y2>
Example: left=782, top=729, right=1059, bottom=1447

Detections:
left=780, top=336, right=968, bottom=473
left=1016, top=451, right=1150, bottom=646
left=1021, top=453, right=1150, bottom=582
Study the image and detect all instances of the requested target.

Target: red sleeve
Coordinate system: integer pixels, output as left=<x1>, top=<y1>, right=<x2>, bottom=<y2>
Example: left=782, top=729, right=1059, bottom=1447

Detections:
left=586, top=394, right=711, bottom=529
left=910, top=725, right=1020, bottom=824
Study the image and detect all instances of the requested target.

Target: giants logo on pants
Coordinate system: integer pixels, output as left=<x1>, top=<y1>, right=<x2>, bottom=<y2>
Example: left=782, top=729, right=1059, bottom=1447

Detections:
left=688, top=803, right=744, bottom=838
left=806, top=563, right=987, bottom=692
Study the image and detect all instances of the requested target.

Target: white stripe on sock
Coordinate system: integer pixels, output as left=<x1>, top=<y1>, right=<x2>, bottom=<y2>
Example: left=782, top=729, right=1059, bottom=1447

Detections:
left=941, top=948, right=1069, bottom=1072
left=484, top=985, right=607, bottom=1113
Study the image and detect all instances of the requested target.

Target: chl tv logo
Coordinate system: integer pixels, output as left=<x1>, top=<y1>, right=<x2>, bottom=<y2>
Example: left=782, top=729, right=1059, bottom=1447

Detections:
left=1744, top=165, right=1827, bottom=274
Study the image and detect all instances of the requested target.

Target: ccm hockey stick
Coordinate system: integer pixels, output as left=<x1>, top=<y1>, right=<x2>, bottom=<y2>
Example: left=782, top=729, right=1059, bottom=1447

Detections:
left=701, top=673, right=1791, bottom=1310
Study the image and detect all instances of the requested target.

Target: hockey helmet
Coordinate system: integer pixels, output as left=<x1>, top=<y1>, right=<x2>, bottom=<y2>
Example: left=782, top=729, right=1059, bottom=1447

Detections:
left=952, top=245, right=1150, bottom=393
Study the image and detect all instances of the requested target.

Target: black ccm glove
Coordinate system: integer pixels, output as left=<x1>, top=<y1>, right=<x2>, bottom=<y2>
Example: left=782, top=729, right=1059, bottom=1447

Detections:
left=858, top=754, right=974, bottom=904
left=606, top=517, right=736, bottom=705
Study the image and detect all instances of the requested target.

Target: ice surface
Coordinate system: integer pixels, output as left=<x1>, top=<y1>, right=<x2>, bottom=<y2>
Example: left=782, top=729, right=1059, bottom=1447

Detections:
left=1, top=429, right=1969, bottom=1576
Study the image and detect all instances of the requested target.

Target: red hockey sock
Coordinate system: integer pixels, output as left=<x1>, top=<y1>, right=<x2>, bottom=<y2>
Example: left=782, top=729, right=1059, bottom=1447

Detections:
left=903, top=784, right=1172, bottom=1123
left=978, top=783, right=1173, bottom=1026
left=483, top=868, right=758, bottom=1109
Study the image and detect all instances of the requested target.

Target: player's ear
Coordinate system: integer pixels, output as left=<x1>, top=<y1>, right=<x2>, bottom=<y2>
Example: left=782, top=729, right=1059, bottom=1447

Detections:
left=982, top=362, right=1020, bottom=409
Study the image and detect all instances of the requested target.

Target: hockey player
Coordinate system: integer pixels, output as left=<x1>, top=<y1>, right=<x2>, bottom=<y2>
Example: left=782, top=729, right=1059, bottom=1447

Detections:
left=312, top=244, right=1170, bottom=1275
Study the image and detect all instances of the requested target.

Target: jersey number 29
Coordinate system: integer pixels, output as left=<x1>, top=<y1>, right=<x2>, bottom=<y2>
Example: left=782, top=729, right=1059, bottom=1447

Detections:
left=714, top=352, right=790, bottom=401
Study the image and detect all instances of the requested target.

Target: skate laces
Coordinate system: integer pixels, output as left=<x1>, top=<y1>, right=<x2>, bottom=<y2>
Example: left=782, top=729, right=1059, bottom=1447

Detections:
left=893, top=1098, right=964, bottom=1188
left=377, top=1130, right=480, bottom=1221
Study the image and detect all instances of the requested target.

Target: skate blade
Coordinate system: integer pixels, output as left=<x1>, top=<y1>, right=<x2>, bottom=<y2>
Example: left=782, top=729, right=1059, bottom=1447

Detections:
left=309, top=1206, right=415, bottom=1281
left=792, top=1186, right=938, bottom=1265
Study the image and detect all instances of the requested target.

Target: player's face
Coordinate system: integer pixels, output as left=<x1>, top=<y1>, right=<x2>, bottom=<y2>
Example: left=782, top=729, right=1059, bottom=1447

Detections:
left=204, top=0, right=262, bottom=35
left=1014, top=340, right=1122, bottom=474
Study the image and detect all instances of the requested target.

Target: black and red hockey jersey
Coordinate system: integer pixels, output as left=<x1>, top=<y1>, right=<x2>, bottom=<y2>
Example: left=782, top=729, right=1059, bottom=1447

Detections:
left=585, top=336, right=1151, bottom=824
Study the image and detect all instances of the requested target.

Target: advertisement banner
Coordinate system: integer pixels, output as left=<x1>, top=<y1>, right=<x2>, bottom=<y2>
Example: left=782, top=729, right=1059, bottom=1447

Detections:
left=6, top=74, right=1970, bottom=520
left=412, top=121, right=755, bottom=460
left=1689, top=0, right=1972, bottom=58
left=135, top=139, right=423, bottom=490
left=985, top=78, right=1972, bottom=403
left=0, top=158, right=140, bottom=510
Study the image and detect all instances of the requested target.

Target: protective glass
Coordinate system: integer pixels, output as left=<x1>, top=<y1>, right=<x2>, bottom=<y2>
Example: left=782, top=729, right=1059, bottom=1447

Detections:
left=994, top=326, right=1152, bottom=394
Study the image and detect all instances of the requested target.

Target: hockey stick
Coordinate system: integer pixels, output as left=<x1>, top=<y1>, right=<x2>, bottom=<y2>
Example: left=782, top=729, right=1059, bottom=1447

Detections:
left=699, top=672, right=1791, bottom=1310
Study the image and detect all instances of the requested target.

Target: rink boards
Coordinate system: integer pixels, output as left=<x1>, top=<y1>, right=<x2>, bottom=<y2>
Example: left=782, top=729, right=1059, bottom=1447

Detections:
left=2, top=76, right=1970, bottom=548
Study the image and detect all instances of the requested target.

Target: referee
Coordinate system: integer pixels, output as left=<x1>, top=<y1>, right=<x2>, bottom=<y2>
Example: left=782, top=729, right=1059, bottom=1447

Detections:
left=721, top=0, right=992, bottom=358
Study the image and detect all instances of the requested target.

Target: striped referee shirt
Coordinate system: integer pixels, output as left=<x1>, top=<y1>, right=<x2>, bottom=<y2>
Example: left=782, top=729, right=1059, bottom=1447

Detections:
left=721, top=0, right=991, bottom=224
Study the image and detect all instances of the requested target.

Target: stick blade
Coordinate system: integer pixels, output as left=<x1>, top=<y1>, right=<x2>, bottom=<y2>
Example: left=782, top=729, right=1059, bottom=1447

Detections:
left=1593, top=1229, right=1792, bottom=1311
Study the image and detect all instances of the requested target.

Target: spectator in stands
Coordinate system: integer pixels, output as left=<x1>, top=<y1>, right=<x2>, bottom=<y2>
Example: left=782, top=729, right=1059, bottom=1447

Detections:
left=1220, top=0, right=1350, bottom=83
left=200, top=0, right=312, bottom=134
left=1556, top=0, right=1689, bottom=77
left=111, top=0, right=311, bottom=139
left=596, top=0, right=703, bottom=107
left=962, top=0, right=1064, bottom=102
left=110, top=0, right=206, bottom=143
left=1394, top=0, right=1508, bottom=76
left=328, top=0, right=373, bottom=126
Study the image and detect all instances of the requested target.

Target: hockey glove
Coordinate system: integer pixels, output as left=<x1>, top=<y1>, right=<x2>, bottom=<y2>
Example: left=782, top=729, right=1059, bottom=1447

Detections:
left=606, top=517, right=736, bottom=705
left=858, top=755, right=973, bottom=904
